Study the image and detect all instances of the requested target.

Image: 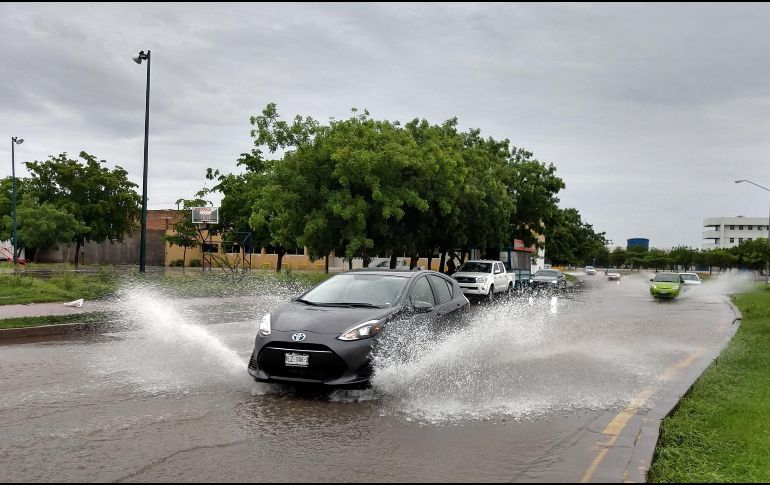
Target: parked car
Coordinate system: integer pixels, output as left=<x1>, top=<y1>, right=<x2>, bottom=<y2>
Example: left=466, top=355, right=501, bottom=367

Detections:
left=530, top=269, right=567, bottom=290
left=247, top=269, right=470, bottom=387
left=679, top=272, right=702, bottom=286
left=451, top=260, right=515, bottom=300
left=649, top=272, right=685, bottom=299
left=585, top=266, right=597, bottom=275
left=605, top=268, right=621, bottom=280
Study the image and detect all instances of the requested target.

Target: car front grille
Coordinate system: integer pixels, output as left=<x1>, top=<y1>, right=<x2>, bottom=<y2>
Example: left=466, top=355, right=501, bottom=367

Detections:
left=257, top=342, right=348, bottom=382
left=455, top=277, right=476, bottom=284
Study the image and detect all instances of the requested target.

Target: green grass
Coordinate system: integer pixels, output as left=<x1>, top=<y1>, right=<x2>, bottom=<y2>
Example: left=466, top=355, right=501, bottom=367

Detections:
left=0, top=271, right=117, bottom=305
left=649, top=286, right=770, bottom=482
left=0, top=268, right=333, bottom=306
left=0, top=312, right=115, bottom=329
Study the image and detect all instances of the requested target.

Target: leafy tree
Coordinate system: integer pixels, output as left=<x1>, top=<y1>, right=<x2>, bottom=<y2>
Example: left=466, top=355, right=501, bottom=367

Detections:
left=505, top=148, right=565, bottom=249
left=13, top=201, right=88, bottom=262
left=0, top=177, right=31, bottom=255
left=643, top=248, right=673, bottom=272
left=544, top=208, right=608, bottom=266
left=24, top=152, right=141, bottom=267
left=609, top=247, right=627, bottom=268
left=164, top=197, right=208, bottom=268
left=669, top=245, right=697, bottom=271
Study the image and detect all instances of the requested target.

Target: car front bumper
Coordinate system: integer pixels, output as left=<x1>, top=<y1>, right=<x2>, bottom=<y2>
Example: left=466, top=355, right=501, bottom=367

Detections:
left=459, top=284, right=490, bottom=295
left=248, top=330, right=374, bottom=387
left=650, top=288, right=680, bottom=298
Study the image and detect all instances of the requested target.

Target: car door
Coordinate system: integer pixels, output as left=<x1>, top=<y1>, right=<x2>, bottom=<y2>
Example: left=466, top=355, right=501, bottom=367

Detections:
left=494, top=262, right=506, bottom=292
left=427, top=274, right=457, bottom=318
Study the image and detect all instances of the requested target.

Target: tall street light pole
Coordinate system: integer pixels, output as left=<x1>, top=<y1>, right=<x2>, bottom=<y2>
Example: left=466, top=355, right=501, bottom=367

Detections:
left=11, top=136, right=24, bottom=265
left=133, top=50, right=151, bottom=273
left=735, top=179, right=770, bottom=284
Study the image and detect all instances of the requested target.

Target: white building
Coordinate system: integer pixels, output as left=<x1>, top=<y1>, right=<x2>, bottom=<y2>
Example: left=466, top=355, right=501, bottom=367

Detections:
left=703, top=216, right=770, bottom=250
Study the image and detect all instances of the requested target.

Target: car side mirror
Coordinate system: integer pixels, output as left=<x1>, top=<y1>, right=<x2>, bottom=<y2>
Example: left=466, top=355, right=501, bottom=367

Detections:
left=650, top=278, right=653, bottom=282
left=412, top=301, right=434, bottom=313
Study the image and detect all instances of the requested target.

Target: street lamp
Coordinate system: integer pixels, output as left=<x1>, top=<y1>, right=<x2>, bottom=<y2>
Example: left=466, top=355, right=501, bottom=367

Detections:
left=10, top=136, right=23, bottom=265
left=735, top=179, right=770, bottom=284
left=134, top=50, right=151, bottom=273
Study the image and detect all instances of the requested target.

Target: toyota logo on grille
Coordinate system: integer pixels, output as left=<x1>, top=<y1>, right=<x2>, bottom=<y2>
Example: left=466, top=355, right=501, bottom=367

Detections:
left=292, top=333, right=306, bottom=342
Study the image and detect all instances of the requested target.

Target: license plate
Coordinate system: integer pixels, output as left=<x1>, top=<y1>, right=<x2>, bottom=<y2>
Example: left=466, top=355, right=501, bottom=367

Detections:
left=285, top=352, right=309, bottom=367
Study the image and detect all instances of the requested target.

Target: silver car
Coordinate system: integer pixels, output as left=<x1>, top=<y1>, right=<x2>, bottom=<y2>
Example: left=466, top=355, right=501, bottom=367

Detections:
left=530, top=269, right=567, bottom=290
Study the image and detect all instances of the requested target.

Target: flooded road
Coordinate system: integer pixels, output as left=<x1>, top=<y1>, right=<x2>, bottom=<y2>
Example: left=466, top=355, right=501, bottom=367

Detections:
left=0, top=273, right=741, bottom=482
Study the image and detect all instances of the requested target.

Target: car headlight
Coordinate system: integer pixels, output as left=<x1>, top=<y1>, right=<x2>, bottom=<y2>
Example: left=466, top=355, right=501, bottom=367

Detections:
left=672, top=284, right=680, bottom=290
left=475, top=277, right=486, bottom=283
left=259, top=314, right=271, bottom=336
left=338, top=320, right=384, bottom=341
left=651, top=284, right=657, bottom=289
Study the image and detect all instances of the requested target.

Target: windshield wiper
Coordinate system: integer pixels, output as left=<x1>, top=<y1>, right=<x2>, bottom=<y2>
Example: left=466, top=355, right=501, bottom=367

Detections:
left=326, top=302, right=383, bottom=309
left=294, top=298, right=320, bottom=306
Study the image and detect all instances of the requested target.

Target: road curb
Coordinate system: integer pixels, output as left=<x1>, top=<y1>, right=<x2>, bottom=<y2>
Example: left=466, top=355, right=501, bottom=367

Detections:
left=623, top=296, right=742, bottom=483
left=0, top=321, right=111, bottom=340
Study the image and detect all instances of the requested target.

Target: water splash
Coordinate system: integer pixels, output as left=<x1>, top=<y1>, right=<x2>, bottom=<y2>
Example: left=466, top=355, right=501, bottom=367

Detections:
left=92, top=283, right=264, bottom=393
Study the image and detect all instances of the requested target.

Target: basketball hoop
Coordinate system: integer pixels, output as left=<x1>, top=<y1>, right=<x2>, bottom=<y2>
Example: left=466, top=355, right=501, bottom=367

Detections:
left=191, top=207, right=219, bottom=225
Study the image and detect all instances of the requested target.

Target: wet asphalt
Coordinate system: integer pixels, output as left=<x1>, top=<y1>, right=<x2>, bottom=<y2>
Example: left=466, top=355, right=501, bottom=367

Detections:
left=0, top=272, right=738, bottom=482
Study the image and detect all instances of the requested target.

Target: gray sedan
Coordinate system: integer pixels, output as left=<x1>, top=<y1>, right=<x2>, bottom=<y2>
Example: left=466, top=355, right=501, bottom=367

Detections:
left=248, top=269, right=470, bottom=387
left=530, top=269, right=567, bottom=290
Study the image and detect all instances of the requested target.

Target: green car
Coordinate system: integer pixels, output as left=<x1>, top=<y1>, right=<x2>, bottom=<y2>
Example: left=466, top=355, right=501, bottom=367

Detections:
left=649, top=272, right=685, bottom=299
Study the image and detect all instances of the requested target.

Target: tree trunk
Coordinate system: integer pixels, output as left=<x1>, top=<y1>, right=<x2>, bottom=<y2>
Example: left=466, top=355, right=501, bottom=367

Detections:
left=74, top=238, right=82, bottom=268
left=390, top=253, right=398, bottom=269
left=348, top=258, right=353, bottom=271
left=362, top=249, right=371, bottom=268
left=276, top=250, right=285, bottom=272
left=325, top=255, right=329, bottom=274
left=439, top=251, right=446, bottom=273
left=427, top=255, right=433, bottom=271
left=410, top=254, right=418, bottom=269
left=34, top=247, right=39, bottom=263
left=183, top=246, right=187, bottom=268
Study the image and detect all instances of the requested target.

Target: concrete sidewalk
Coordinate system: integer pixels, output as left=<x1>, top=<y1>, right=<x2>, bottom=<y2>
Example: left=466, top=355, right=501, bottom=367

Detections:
left=0, top=301, right=114, bottom=319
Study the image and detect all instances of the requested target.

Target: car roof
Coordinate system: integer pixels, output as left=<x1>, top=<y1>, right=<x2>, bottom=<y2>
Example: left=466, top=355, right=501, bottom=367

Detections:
left=462, top=260, right=499, bottom=264
left=345, top=268, right=452, bottom=279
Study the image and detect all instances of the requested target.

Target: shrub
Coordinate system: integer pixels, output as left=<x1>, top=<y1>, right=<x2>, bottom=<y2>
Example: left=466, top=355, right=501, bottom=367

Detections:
left=189, top=259, right=202, bottom=267
left=169, top=259, right=185, bottom=267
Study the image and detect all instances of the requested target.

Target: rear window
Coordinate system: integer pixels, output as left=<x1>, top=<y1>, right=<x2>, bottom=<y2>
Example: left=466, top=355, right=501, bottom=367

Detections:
left=429, top=275, right=453, bottom=304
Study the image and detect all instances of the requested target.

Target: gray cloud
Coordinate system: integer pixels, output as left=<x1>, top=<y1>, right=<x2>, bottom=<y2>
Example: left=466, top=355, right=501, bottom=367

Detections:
left=2, top=3, right=770, bottom=248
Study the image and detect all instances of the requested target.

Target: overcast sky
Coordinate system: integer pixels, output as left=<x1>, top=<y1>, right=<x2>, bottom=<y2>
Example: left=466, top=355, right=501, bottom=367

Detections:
left=2, top=3, right=770, bottom=249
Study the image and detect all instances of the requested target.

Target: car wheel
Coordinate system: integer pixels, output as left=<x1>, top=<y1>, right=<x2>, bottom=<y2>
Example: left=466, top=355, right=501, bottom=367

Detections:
left=487, top=285, right=495, bottom=301
left=508, top=282, right=514, bottom=296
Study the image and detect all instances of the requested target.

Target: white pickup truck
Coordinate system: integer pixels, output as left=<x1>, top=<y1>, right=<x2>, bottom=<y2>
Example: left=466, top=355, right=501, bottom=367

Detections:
left=451, top=260, right=515, bottom=299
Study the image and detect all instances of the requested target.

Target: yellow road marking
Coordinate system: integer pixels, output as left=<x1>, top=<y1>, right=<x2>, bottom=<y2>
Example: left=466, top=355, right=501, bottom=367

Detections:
left=580, top=350, right=704, bottom=483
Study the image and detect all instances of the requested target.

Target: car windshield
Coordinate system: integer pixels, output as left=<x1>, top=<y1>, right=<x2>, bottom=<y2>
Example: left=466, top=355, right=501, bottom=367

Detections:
left=299, top=274, right=409, bottom=307
left=586, top=266, right=594, bottom=270
left=535, top=270, right=560, bottom=277
left=457, top=262, right=492, bottom=273
left=654, top=273, right=681, bottom=283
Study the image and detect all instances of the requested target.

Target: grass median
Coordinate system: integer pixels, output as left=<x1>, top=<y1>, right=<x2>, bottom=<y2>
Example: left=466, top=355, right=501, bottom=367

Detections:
left=0, top=269, right=332, bottom=306
left=649, top=286, right=770, bottom=482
